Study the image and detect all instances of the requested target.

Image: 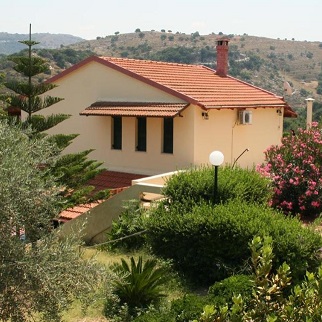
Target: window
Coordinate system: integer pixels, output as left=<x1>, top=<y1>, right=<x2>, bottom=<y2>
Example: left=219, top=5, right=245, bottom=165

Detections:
left=136, top=117, right=146, bottom=151
left=163, top=117, right=173, bottom=153
left=112, top=116, right=122, bottom=150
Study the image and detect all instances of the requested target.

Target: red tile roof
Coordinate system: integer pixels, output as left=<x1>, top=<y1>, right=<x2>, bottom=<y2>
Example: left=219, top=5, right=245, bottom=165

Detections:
left=87, top=170, right=147, bottom=192
left=80, top=102, right=188, bottom=117
left=48, top=55, right=296, bottom=117
left=59, top=201, right=103, bottom=222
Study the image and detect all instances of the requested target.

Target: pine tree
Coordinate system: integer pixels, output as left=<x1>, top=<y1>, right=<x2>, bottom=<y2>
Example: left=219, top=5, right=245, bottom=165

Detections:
left=0, top=25, right=108, bottom=208
left=2, top=25, right=66, bottom=130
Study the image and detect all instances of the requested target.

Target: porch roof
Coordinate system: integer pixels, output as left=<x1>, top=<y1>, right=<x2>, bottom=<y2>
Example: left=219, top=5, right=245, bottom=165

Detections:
left=80, top=102, right=188, bottom=117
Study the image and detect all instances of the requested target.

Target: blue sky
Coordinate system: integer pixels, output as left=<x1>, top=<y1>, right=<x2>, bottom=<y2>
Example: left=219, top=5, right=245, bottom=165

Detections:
left=2, top=0, right=321, bottom=41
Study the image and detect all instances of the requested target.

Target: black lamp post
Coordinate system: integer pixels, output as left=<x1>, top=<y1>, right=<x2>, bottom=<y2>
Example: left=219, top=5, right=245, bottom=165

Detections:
left=209, top=151, right=224, bottom=203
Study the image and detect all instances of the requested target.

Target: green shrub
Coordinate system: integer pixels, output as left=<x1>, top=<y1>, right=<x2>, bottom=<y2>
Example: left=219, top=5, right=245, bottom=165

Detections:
left=162, top=166, right=272, bottom=210
left=103, top=293, right=130, bottom=322
left=133, top=305, right=175, bottom=322
left=146, top=200, right=322, bottom=285
left=170, top=294, right=210, bottom=322
left=208, top=274, right=254, bottom=306
left=106, top=200, right=147, bottom=251
left=194, top=236, right=322, bottom=321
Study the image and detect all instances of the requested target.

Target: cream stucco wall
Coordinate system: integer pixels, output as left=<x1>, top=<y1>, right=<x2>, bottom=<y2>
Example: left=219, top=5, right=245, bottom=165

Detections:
left=35, top=60, right=284, bottom=174
left=102, top=113, right=195, bottom=174
left=36, top=60, right=194, bottom=175
left=192, top=106, right=283, bottom=168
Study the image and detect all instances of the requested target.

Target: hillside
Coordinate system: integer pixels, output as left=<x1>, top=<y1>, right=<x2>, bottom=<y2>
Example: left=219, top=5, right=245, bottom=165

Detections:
left=0, top=32, right=84, bottom=55
left=1, top=30, right=322, bottom=127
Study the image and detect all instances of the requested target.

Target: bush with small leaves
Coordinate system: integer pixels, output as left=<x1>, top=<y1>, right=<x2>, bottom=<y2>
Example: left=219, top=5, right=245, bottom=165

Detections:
left=208, top=274, right=253, bottom=307
left=162, top=165, right=272, bottom=211
left=193, top=236, right=322, bottom=321
left=146, top=200, right=321, bottom=284
left=169, top=294, right=210, bottom=322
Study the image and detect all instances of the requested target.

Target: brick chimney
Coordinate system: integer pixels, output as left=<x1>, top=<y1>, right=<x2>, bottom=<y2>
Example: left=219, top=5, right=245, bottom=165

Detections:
left=216, top=38, right=229, bottom=76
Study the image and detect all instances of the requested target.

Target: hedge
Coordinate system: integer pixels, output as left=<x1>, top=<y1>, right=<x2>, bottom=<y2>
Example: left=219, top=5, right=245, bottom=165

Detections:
left=146, top=200, right=322, bottom=285
left=162, top=165, right=272, bottom=209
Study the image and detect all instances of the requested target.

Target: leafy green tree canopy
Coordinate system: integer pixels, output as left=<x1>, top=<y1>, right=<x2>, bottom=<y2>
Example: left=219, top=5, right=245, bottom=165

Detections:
left=0, top=120, right=102, bottom=322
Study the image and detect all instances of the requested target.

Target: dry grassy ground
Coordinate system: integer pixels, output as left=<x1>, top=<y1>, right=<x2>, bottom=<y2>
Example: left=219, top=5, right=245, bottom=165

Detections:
left=61, top=248, right=120, bottom=322
left=63, top=248, right=171, bottom=322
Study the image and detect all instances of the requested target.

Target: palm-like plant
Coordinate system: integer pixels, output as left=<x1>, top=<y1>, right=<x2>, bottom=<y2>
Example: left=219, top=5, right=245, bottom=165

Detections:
left=111, top=256, right=168, bottom=311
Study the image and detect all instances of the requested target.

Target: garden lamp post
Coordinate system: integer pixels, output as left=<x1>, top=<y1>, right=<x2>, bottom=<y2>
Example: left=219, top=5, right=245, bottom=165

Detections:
left=209, top=151, right=224, bottom=203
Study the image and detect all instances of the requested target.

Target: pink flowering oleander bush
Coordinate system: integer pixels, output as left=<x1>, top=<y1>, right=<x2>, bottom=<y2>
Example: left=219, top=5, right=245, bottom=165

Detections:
left=258, top=123, right=322, bottom=218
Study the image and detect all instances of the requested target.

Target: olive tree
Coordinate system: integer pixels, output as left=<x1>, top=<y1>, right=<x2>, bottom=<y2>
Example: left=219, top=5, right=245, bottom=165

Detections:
left=0, top=121, right=102, bottom=322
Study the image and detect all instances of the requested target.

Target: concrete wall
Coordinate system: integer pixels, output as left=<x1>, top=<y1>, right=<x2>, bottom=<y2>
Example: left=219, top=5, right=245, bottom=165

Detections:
left=192, top=106, right=283, bottom=168
left=57, top=181, right=164, bottom=244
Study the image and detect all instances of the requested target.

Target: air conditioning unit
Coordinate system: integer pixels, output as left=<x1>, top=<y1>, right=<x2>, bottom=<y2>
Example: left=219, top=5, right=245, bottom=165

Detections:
left=238, top=110, right=252, bottom=125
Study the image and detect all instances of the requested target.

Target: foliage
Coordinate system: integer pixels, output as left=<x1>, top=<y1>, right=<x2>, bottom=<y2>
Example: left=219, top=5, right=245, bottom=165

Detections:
left=0, top=35, right=64, bottom=120
left=162, top=166, right=272, bottom=211
left=200, top=46, right=215, bottom=63
left=107, top=256, right=168, bottom=317
left=52, top=149, right=104, bottom=201
left=229, top=52, right=263, bottom=80
left=170, top=294, right=210, bottom=322
left=0, top=121, right=102, bottom=322
left=149, top=45, right=215, bottom=65
left=36, top=48, right=95, bottom=68
left=208, top=274, right=254, bottom=307
left=25, top=113, right=70, bottom=132
left=194, top=236, right=322, bottom=321
left=150, top=46, right=197, bottom=64
left=103, top=291, right=130, bottom=322
left=146, top=199, right=322, bottom=285
left=317, top=68, right=322, bottom=95
left=0, top=30, right=105, bottom=208
left=106, top=200, right=147, bottom=251
left=0, top=121, right=59, bottom=244
left=258, top=123, right=322, bottom=218
left=133, top=305, right=175, bottom=322
left=123, top=43, right=152, bottom=59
